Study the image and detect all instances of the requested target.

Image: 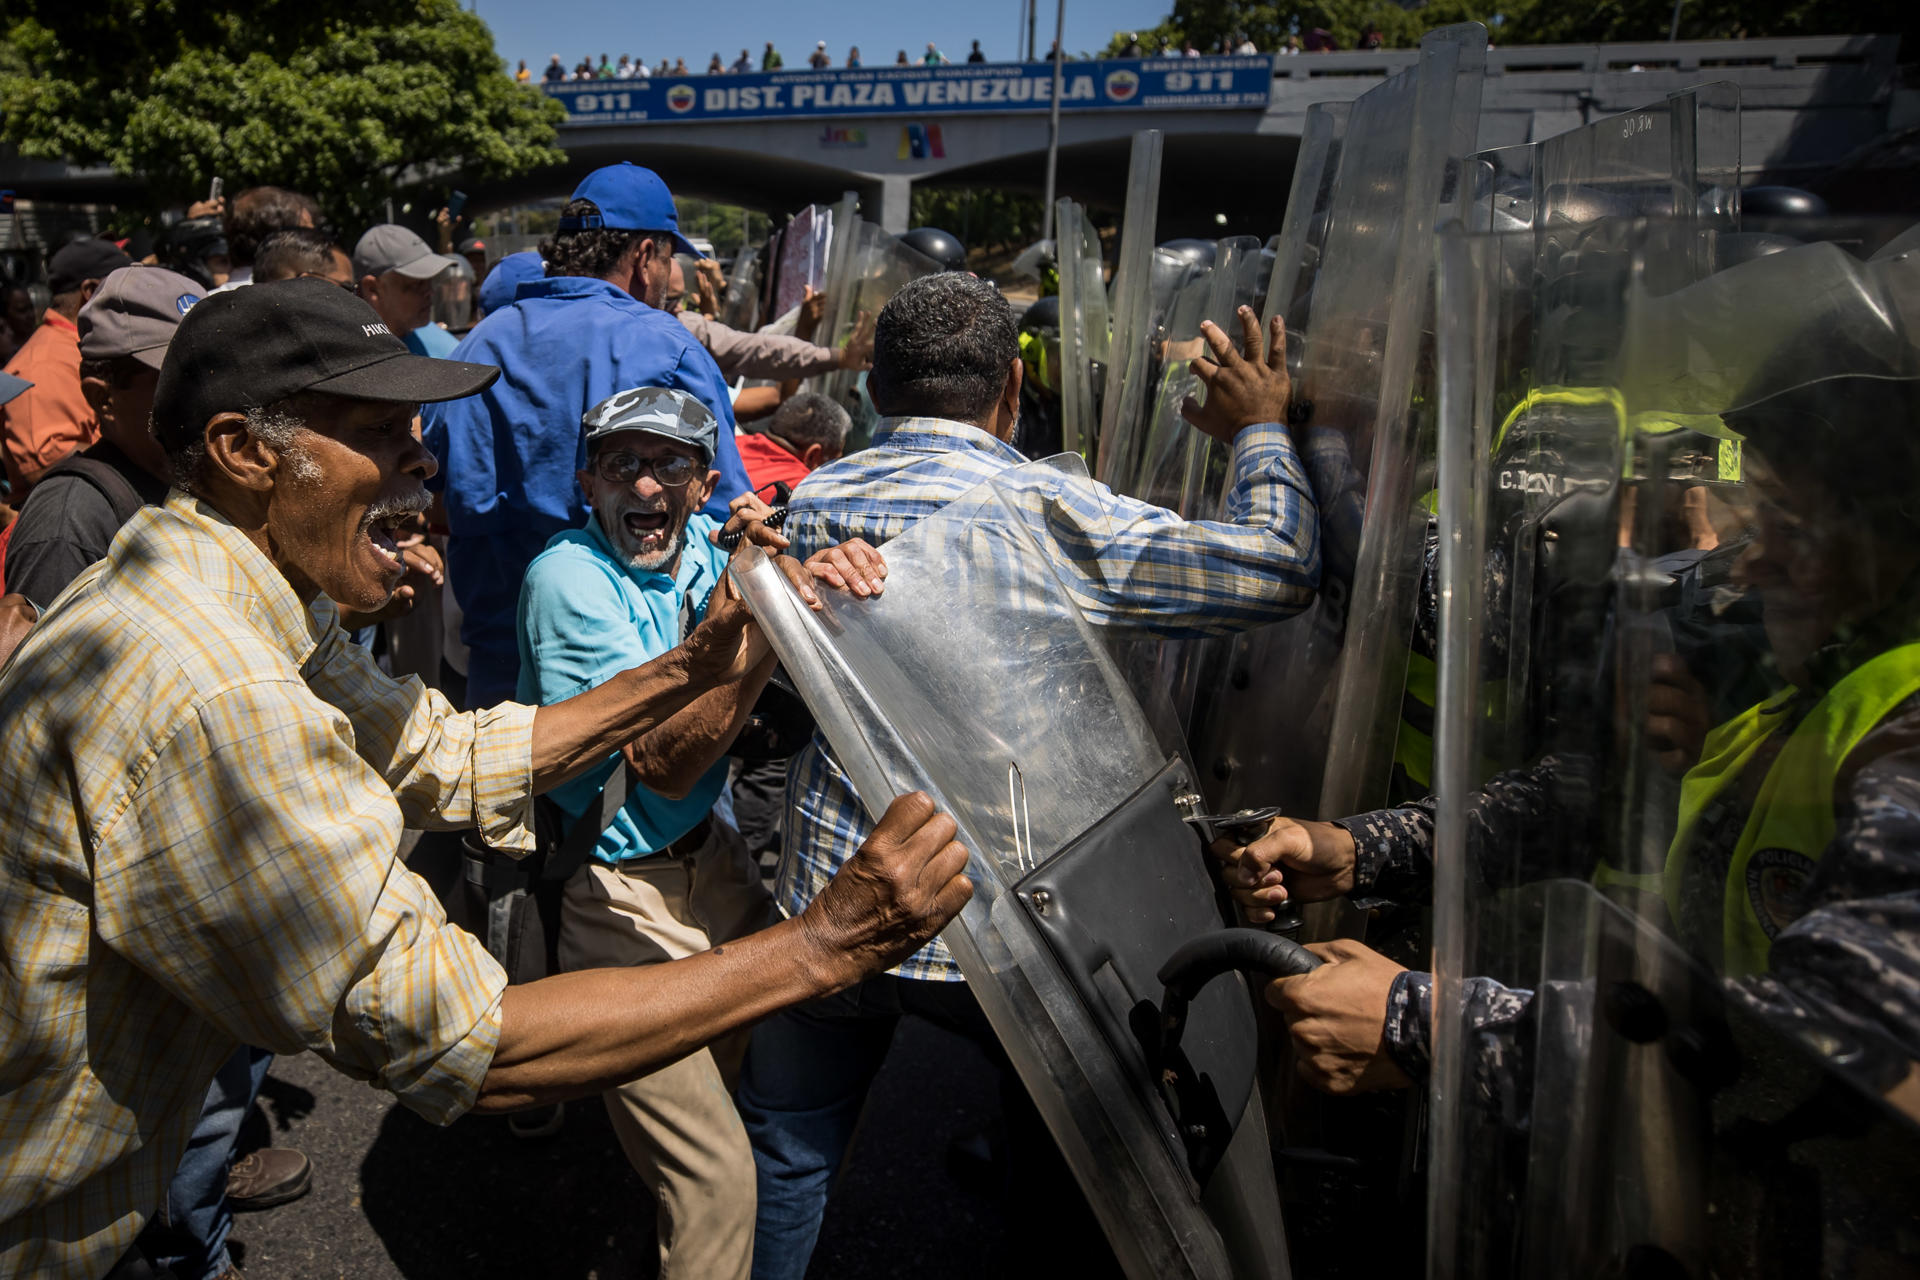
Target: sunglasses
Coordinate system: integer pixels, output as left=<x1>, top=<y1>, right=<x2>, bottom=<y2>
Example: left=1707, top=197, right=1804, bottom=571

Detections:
left=593, top=449, right=702, bottom=487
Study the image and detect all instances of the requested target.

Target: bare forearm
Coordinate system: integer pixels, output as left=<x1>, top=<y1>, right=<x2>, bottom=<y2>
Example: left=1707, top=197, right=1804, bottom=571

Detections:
left=622, top=654, right=776, bottom=798
left=477, top=915, right=844, bottom=1110
left=732, top=385, right=785, bottom=422
left=529, top=647, right=708, bottom=792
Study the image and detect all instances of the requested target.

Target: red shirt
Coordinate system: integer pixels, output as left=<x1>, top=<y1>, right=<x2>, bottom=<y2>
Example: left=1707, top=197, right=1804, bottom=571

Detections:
left=733, top=431, right=813, bottom=497
left=1, top=310, right=95, bottom=498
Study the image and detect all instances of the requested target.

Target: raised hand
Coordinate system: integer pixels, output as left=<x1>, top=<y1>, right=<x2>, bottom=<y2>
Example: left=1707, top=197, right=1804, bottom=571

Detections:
left=1181, top=306, right=1290, bottom=443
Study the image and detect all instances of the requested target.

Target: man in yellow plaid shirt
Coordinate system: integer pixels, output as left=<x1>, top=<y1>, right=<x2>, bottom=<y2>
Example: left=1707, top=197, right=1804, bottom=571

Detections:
left=0, top=279, right=971, bottom=1280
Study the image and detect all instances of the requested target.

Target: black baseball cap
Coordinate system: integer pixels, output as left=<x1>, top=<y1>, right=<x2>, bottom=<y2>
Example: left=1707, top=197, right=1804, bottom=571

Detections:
left=153, top=276, right=498, bottom=450
left=49, top=238, right=134, bottom=295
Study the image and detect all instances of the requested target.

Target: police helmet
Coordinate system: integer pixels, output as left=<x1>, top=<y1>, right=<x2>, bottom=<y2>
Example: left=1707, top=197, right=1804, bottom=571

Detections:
left=901, top=227, right=967, bottom=272
left=1739, top=186, right=1829, bottom=222
left=166, top=216, right=230, bottom=291
left=1156, top=238, right=1216, bottom=270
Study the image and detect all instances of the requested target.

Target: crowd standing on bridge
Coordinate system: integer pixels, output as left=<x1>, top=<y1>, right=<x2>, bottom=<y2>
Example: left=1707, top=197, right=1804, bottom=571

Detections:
left=526, top=28, right=1333, bottom=84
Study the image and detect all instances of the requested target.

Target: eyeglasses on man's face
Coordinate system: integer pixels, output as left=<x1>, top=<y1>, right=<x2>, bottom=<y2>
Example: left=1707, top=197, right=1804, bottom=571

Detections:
left=592, top=448, right=702, bottom=487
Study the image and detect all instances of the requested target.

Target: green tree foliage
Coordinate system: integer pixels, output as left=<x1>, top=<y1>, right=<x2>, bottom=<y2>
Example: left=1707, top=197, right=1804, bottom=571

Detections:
left=675, top=199, right=774, bottom=262
left=911, top=186, right=1046, bottom=255
left=0, top=0, right=566, bottom=229
left=1105, top=0, right=1910, bottom=51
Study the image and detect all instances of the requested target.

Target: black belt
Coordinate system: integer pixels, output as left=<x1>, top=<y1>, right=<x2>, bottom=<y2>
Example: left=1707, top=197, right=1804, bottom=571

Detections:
left=616, top=816, right=713, bottom=869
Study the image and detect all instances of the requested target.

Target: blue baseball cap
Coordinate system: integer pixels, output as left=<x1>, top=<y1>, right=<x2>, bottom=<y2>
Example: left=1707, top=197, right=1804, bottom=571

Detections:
left=561, top=163, right=703, bottom=258
left=478, top=250, right=546, bottom=315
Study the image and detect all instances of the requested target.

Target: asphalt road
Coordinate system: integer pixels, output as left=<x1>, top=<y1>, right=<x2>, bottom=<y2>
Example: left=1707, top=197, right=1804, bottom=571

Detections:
left=221, top=1014, right=1020, bottom=1280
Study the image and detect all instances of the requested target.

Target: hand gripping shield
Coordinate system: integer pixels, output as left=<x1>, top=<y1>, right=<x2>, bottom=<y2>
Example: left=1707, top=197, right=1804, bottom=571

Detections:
left=730, top=456, right=1300, bottom=1278
left=1427, top=222, right=1920, bottom=1279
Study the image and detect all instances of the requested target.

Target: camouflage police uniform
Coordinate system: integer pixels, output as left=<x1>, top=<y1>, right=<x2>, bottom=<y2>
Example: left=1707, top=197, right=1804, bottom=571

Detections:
left=1333, top=584, right=1920, bottom=1116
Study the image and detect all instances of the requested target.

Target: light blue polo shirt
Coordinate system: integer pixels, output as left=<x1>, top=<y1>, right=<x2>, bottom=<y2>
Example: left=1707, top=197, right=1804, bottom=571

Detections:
left=515, top=508, right=731, bottom=863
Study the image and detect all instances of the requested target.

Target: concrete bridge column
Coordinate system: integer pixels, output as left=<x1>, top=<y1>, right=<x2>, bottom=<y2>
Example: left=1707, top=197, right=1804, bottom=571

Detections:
left=874, top=175, right=913, bottom=235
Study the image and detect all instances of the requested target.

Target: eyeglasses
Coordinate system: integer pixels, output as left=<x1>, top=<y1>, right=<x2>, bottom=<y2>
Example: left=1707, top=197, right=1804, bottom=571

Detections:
left=593, top=449, right=701, bottom=487
left=301, top=272, right=358, bottom=292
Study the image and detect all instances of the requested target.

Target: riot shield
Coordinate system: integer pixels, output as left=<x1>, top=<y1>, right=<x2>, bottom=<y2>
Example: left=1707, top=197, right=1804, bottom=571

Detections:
left=430, top=256, right=474, bottom=333
left=1259, top=101, right=1349, bottom=344
left=809, top=215, right=944, bottom=448
left=1128, top=237, right=1268, bottom=518
left=1428, top=223, right=1920, bottom=1279
left=1438, top=83, right=1745, bottom=792
left=1094, top=130, right=1165, bottom=486
left=1185, top=24, right=1487, bottom=829
left=720, top=244, right=762, bottom=332
left=1055, top=196, right=1110, bottom=460
left=730, top=456, right=1293, bottom=1279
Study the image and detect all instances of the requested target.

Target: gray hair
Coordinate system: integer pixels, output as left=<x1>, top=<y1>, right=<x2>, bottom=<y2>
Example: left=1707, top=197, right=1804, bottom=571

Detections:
left=166, top=399, right=318, bottom=494
left=768, top=392, right=851, bottom=455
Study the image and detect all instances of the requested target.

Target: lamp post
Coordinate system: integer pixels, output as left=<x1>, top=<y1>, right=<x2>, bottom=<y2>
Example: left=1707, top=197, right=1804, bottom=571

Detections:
left=1040, top=0, right=1065, bottom=242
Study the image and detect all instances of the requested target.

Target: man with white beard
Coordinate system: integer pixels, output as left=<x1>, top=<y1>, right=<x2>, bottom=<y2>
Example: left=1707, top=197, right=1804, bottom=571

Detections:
left=513, top=384, right=878, bottom=1280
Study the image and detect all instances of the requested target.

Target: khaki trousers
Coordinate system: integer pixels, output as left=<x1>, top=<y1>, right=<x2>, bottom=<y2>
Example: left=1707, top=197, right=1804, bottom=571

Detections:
left=558, top=821, right=773, bottom=1280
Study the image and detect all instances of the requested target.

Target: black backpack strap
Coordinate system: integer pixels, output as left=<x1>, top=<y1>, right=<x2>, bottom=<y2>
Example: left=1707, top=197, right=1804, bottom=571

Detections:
left=43, top=454, right=145, bottom=526
left=541, top=762, right=630, bottom=882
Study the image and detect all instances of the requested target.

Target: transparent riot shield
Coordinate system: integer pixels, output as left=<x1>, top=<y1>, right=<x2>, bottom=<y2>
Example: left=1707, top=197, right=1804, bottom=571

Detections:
left=1104, top=238, right=1275, bottom=735
left=1094, top=130, right=1165, bottom=486
left=1186, top=24, right=1487, bottom=829
left=809, top=217, right=943, bottom=448
left=720, top=244, right=762, bottom=332
left=1129, top=237, right=1268, bottom=519
left=730, top=456, right=1294, bottom=1280
left=1429, top=223, right=1920, bottom=1279
left=1055, top=197, right=1110, bottom=460
left=1260, top=101, right=1349, bottom=344
left=1432, top=83, right=1744, bottom=795
left=430, top=256, right=474, bottom=334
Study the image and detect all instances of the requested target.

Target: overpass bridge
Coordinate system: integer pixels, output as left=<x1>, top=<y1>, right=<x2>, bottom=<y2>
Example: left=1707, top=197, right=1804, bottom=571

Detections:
left=510, top=34, right=1908, bottom=239
left=0, top=35, right=1906, bottom=249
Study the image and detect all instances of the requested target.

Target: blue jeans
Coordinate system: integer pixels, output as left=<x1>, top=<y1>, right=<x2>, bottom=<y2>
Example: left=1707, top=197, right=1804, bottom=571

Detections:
left=737, top=975, right=1008, bottom=1280
left=140, top=1046, right=272, bottom=1280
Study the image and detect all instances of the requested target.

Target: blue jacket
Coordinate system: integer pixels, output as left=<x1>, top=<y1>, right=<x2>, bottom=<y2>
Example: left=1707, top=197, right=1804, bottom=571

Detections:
left=421, top=275, right=750, bottom=703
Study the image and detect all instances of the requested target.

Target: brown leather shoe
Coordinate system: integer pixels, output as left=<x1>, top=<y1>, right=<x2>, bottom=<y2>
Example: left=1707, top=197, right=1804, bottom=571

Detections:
left=226, top=1147, right=312, bottom=1211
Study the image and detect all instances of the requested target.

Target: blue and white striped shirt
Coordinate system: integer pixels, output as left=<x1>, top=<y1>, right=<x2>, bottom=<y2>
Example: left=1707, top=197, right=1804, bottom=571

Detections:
left=780, top=415, right=1321, bottom=980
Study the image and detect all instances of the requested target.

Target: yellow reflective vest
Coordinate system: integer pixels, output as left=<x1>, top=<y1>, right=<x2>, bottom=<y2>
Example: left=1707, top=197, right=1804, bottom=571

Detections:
left=1663, top=642, right=1920, bottom=976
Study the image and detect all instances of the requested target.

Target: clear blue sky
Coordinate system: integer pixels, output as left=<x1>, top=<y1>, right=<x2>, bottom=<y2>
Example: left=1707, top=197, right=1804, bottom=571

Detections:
left=470, top=0, right=1174, bottom=72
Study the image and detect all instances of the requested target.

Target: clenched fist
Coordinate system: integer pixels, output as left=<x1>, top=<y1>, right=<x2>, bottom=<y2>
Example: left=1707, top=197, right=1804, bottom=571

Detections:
left=798, top=792, right=973, bottom=984
left=1210, top=816, right=1356, bottom=921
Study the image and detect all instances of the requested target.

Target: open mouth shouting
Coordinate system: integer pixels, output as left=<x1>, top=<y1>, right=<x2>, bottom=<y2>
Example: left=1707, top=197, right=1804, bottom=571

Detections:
left=361, top=492, right=429, bottom=585
left=623, top=509, right=671, bottom=543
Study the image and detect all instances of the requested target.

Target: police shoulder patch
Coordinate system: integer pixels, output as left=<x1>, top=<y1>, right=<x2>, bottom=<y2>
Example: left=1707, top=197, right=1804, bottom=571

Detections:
left=1745, top=846, right=1817, bottom=939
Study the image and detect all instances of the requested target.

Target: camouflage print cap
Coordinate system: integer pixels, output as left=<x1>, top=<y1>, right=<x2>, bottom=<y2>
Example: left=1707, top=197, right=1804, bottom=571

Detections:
left=581, top=385, right=717, bottom=463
